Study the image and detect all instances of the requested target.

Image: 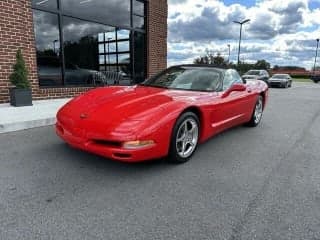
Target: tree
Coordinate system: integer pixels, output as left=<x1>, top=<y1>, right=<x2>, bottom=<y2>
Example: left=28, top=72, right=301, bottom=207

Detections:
left=273, top=65, right=279, bottom=70
left=194, top=51, right=227, bottom=66
left=254, top=59, right=270, bottom=70
left=9, top=49, right=30, bottom=89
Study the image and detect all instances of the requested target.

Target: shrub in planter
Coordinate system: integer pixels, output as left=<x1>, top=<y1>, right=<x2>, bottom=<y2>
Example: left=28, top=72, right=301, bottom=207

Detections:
left=9, top=49, right=32, bottom=107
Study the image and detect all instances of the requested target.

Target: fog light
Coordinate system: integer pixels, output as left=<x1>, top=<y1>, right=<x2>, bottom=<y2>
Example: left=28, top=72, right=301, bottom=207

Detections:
left=123, top=140, right=155, bottom=149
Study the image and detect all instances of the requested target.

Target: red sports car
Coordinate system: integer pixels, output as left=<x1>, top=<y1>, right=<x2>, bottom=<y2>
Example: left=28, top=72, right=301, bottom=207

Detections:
left=56, top=65, right=268, bottom=163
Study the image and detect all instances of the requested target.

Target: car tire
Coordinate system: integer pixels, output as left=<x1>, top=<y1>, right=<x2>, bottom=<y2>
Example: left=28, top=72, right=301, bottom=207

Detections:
left=168, top=112, right=200, bottom=164
left=246, top=95, right=264, bottom=127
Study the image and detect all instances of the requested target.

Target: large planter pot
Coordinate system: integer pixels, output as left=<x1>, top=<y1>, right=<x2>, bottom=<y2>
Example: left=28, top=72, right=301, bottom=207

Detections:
left=9, top=88, right=33, bottom=107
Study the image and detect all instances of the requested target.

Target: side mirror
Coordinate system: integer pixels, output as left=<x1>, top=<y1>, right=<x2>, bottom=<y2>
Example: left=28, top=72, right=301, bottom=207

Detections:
left=222, top=83, right=246, bottom=98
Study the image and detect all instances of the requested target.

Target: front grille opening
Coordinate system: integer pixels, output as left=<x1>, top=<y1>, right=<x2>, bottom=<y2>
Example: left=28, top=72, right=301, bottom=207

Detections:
left=113, top=153, right=132, bottom=159
left=92, top=139, right=122, bottom=148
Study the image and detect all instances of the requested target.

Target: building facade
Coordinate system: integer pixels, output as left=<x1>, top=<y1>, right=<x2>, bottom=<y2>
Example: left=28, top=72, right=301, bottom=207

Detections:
left=0, top=0, right=167, bottom=104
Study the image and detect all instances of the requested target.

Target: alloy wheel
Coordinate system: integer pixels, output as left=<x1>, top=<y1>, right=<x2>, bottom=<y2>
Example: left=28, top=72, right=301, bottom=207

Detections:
left=176, top=118, right=199, bottom=158
left=254, top=97, right=263, bottom=124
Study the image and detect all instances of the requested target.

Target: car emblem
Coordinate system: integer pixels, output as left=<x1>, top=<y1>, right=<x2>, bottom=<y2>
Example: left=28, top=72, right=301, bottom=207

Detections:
left=80, top=113, right=88, bottom=119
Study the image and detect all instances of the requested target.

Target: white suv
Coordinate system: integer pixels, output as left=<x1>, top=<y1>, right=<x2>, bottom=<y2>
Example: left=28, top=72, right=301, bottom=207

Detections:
left=242, top=70, right=270, bottom=85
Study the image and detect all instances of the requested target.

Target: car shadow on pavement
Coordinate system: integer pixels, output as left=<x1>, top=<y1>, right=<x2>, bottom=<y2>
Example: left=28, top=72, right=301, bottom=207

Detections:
left=53, top=124, right=251, bottom=175
left=56, top=141, right=176, bottom=174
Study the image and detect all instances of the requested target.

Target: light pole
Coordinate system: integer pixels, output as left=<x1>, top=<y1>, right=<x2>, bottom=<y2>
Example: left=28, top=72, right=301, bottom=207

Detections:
left=227, top=44, right=231, bottom=63
left=53, top=39, right=58, bottom=55
left=313, top=39, right=319, bottom=74
left=233, top=19, right=250, bottom=65
left=107, top=37, right=112, bottom=71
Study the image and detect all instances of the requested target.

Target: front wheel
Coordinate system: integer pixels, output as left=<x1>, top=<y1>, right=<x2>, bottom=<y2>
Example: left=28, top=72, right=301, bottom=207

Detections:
left=168, top=112, right=200, bottom=164
left=247, top=95, right=264, bottom=127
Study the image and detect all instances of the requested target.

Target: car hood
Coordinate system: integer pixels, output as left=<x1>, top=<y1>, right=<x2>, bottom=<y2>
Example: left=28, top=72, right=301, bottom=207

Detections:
left=57, top=85, right=214, bottom=138
left=242, top=75, right=258, bottom=79
left=269, top=78, right=286, bottom=81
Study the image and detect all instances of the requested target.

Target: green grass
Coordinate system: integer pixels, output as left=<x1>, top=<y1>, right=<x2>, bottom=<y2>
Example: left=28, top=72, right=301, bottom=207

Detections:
left=292, top=78, right=313, bottom=83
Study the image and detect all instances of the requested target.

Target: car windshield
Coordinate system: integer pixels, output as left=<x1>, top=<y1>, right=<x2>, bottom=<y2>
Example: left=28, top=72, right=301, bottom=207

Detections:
left=272, top=74, right=288, bottom=79
left=246, top=70, right=261, bottom=75
left=141, top=67, right=223, bottom=92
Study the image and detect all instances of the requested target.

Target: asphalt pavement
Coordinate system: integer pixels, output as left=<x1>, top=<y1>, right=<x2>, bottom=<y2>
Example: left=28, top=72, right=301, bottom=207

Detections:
left=0, top=83, right=320, bottom=240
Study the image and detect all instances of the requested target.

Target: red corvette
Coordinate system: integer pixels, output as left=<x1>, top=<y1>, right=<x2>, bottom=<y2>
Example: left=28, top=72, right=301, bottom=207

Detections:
left=56, top=65, right=268, bottom=163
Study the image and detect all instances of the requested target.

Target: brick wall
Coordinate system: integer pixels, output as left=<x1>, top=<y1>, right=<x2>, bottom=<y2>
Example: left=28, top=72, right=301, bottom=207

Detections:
left=0, top=0, right=168, bottom=104
left=147, top=0, right=168, bottom=77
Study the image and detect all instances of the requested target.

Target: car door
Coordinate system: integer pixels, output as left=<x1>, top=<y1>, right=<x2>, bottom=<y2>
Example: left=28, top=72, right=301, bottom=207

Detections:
left=211, top=69, right=254, bottom=132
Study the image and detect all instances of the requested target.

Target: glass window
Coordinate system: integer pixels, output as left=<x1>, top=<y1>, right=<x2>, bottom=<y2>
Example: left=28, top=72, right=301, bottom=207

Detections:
left=105, top=42, right=117, bottom=53
left=105, top=31, right=116, bottom=41
left=33, top=10, right=62, bottom=87
left=144, top=67, right=223, bottom=92
left=232, top=70, right=243, bottom=84
left=98, top=33, right=104, bottom=42
left=63, top=17, right=114, bottom=85
left=117, top=29, right=130, bottom=40
left=62, top=0, right=130, bottom=27
left=117, top=41, right=130, bottom=52
left=32, top=0, right=57, bottom=10
left=99, top=44, right=105, bottom=54
left=223, top=70, right=239, bottom=90
left=133, top=16, right=145, bottom=30
left=133, top=32, right=146, bottom=83
left=106, top=65, right=118, bottom=72
left=32, top=1, right=147, bottom=87
left=133, top=1, right=144, bottom=16
left=118, top=54, right=130, bottom=64
left=106, top=54, right=117, bottom=64
left=99, top=55, right=105, bottom=65
left=119, top=65, right=131, bottom=79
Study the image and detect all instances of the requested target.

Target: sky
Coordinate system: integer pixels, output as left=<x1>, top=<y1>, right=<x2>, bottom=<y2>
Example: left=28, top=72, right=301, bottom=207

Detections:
left=167, top=0, right=320, bottom=69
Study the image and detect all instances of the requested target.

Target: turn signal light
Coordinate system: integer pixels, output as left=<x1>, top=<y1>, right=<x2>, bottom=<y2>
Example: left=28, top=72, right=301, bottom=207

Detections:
left=123, top=140, right=155, bottom=149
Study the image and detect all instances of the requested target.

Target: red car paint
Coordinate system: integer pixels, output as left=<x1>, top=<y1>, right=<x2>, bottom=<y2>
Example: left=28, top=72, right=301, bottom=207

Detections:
left=56, top=81, right=268, bottom=162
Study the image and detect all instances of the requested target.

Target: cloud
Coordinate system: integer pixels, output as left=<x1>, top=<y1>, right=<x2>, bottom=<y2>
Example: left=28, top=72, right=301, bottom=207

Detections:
left=167, top=0, right=320, bottom=69
left=169, top=0, right=188, bottom=4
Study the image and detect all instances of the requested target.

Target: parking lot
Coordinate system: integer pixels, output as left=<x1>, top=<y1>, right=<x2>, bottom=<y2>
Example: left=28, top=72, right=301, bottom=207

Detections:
left=0, top=82, right=320, bottom=240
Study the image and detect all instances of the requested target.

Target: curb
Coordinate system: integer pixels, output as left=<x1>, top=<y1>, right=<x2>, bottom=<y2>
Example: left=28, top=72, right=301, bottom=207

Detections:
left=0, top=117, right=56, bottom=134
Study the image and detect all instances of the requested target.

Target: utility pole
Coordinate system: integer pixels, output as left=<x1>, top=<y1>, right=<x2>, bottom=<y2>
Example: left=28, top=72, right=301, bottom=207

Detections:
left=313, top=38, right=319, bottom=74
left=233, top=19, right=250, bottom=65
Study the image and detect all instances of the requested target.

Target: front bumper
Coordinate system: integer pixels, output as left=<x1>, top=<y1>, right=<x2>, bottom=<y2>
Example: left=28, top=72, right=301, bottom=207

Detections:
left=56, top=122, right=165, bottom=162
left=269, top=81, right=286, bottom=87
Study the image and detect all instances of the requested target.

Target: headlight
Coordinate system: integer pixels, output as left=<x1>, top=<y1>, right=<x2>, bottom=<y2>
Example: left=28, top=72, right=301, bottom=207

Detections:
left=123, top=140, right=155, bottom=149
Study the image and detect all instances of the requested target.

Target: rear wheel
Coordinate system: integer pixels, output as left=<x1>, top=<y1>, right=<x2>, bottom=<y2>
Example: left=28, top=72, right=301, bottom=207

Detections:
left=168, top=112, right=199, bottom=164
left=247, top=95, right=264, bottom=127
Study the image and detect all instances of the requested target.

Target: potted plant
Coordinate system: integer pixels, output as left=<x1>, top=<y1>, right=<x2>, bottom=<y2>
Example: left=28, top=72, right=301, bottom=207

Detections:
left=9, top=49, right=32, bottom=107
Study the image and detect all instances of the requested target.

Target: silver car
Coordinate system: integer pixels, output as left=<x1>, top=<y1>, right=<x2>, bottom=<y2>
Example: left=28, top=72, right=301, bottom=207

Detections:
left=242, top=70, right=270, bottom=85
left=269, top=74, right=292, bottom=88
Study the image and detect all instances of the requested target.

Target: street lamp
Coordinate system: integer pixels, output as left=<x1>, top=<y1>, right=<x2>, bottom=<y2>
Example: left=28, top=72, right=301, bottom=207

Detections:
left=233, top=19, right=250, bottom=65
left=313, top=38, right=319, bottom=74
left=107, top=37, right=112, bottom=71
left=53, top=39, right=58, bottom=55
left=227, top=44, right=231, bottom=63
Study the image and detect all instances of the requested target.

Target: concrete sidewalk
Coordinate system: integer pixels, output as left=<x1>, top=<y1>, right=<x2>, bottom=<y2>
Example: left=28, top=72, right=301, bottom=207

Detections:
left=0, top=98, right=71, bottom=134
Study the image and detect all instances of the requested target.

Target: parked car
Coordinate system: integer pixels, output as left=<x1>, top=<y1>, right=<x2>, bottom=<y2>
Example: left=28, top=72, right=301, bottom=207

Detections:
left=310, top=72, right=320, bottom=83
left=56, top=65, right=268, bottom=164
left=242, top=69, right=270, bottom=85
left=269, top=74, right=292, bottom=88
